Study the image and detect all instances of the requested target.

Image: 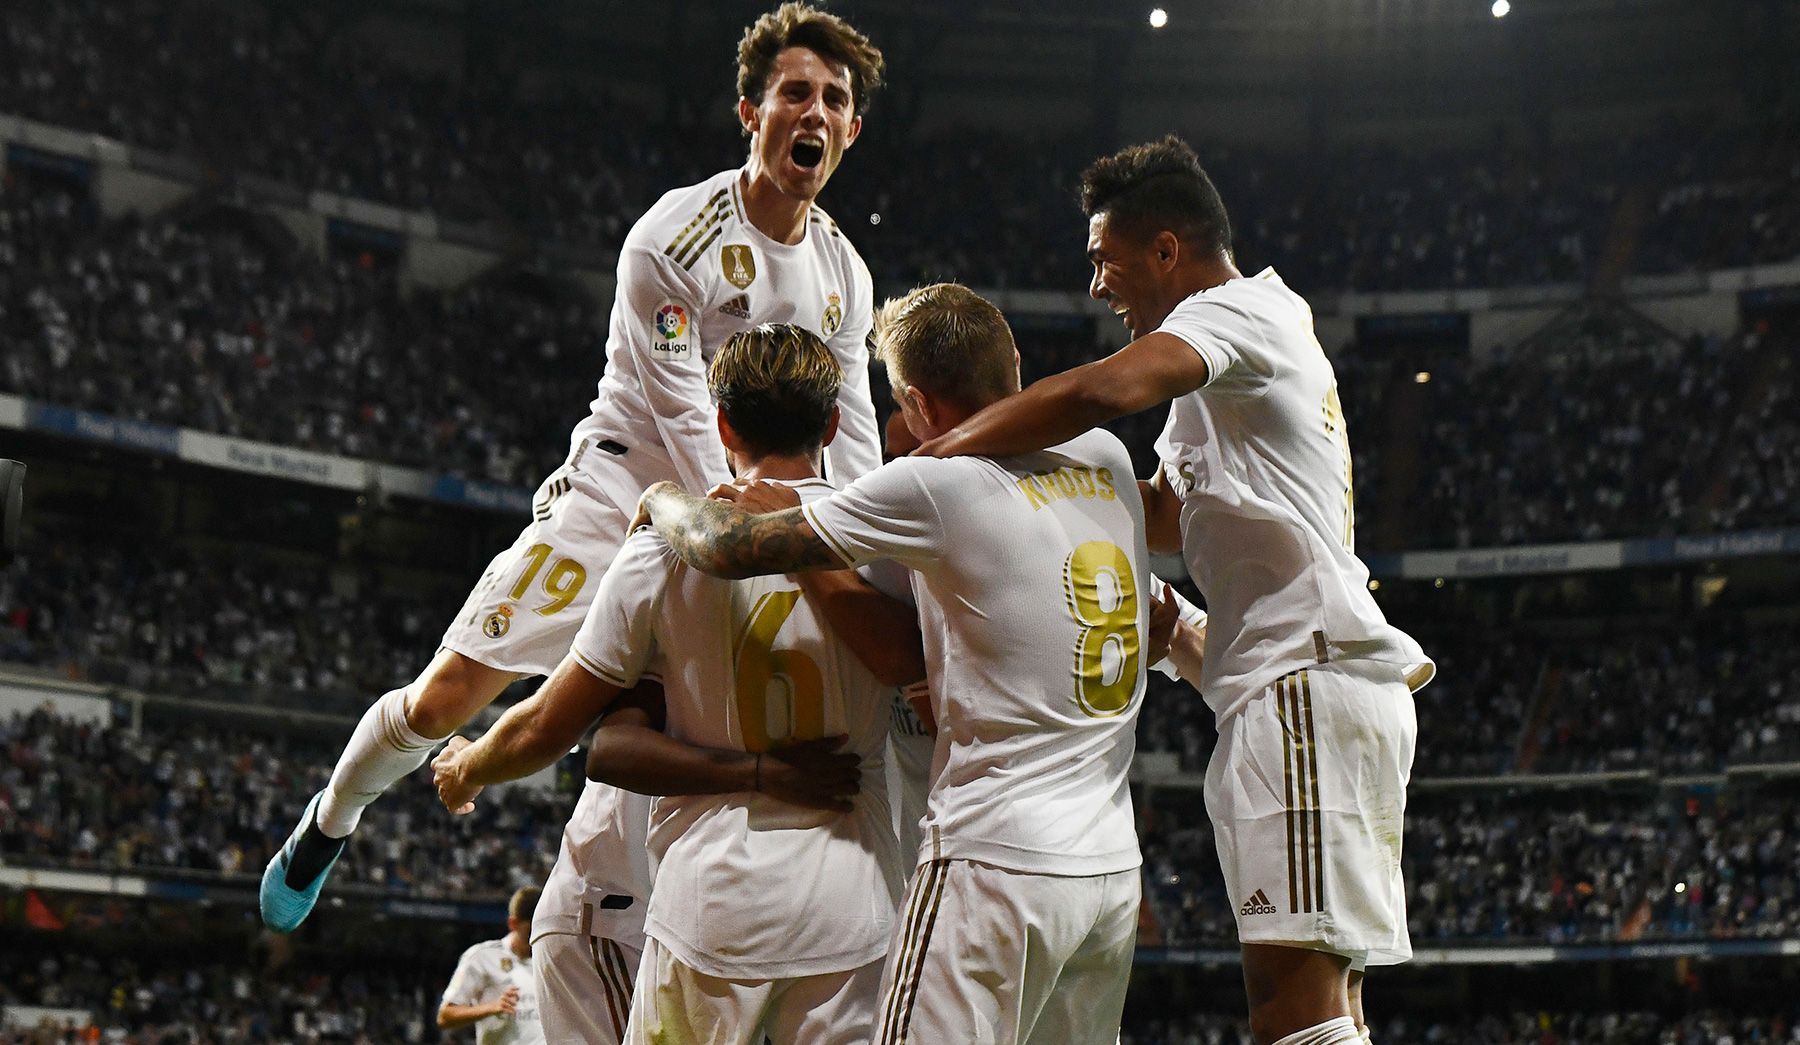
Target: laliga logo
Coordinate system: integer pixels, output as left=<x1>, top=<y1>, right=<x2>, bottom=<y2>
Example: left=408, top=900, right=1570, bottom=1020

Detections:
left=655, top=304, right=689, bottom=341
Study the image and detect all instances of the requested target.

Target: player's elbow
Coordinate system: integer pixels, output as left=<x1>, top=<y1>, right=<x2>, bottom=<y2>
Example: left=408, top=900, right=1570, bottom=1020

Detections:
left=435, top=1005, right=456, bottom=1030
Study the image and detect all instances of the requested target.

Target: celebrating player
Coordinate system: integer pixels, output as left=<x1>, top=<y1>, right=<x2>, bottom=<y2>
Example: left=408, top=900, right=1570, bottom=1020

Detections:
left=433, top=323, right=921, bottom=1044
left=634, top=284, right=1152, bottom=1045
left=438, top=886, right=545, bottom=1045
left=914, top=137, right=1436, bottom=1045
left=261, top=1, right=887, bottom=933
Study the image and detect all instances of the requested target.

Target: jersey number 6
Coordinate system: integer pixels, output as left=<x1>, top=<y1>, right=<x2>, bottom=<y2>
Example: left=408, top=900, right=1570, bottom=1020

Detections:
left=733, top=589, right=826, bottom=752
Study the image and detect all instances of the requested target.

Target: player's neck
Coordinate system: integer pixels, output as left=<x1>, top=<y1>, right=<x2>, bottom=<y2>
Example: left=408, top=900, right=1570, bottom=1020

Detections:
left=738, top=167, right=811, bottom=246
left=506, top=930, right=530, bottom=960
left=736, top=452, right=821, bottom=484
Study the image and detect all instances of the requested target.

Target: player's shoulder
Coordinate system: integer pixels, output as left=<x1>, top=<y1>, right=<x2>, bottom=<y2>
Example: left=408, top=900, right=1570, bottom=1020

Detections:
left=1176, top=267, right=1309, bottom=324
left=456, top=937, right=506, bottom=965
left=623, top=170, right=741, bottom=261
left=805, top=203, right=869, bottom=279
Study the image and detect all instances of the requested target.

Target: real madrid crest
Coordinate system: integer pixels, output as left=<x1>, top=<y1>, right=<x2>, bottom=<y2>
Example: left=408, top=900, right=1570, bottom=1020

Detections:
left=721, top=244, right=756, bottom=290
left=822, top=292, right=843, bottom=337
left=500, top=957, right=514, bottom=972
left=483, top=605, right=514, bottom=639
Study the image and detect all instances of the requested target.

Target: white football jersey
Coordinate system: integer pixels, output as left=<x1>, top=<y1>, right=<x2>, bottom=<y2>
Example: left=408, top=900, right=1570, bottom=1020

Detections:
left=531, top=781, right=652, bottom=952
left=802, top=429, right=1149, bottom=877
left=570, top=167, right=881, bottom=508
left=441, top=938, right=544, bottom=1045
left=1153, top=268, right=1433, bottom=719
left=570, top=478, right=903, bottom=981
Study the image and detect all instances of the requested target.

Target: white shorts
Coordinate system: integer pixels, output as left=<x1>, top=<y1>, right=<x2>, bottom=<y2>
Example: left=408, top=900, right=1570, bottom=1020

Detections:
left=535, top=931, right=641, bottom=1045
left=440, top=453, right=634, bottom=677
left=876, top=859, right=1138, bottom=1045
left=624, top=935, right=883, bottom=1045
left=1205, top=662, right=1417, bottom=969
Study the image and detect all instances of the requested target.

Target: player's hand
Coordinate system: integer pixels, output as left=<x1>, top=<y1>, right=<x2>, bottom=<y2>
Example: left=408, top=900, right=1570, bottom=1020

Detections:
left=431, top=736, right=482, bottom=815
left=628, top=482, right=673, bottom=535
left=1146, top=581, right=1179, bottom=667
left=756, top=735, right=860, bottom=813
left=712, top=478, right=802, bottom=515
left=493, top=986, right=520, bottom=1017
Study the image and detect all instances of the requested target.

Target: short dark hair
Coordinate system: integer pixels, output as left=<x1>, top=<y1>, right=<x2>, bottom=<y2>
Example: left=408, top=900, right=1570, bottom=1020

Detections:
left=709, top=323, right=843, bottom=457
left=509, top=886, right=541, bottom=923
left=738, top=2, right=885, bottom=117
left=1080, top=135, right=1232, bottom=256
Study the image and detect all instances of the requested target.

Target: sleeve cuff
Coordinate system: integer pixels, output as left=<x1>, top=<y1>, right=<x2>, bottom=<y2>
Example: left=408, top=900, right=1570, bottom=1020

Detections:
left=799, top=501, right=859, bottom=568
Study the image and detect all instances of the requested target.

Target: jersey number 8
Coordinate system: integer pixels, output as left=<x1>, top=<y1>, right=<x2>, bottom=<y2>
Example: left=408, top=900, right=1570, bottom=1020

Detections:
left=1063, top=541, right=1140, bottom=717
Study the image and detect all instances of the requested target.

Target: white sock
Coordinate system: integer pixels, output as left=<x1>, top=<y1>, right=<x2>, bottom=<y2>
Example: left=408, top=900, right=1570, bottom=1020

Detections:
left=315, top=689, right=438, bottom=837
left=1360, top=1027, right=1372, bottom=1044
left=1270, top=1016, right=1361, bottom=1045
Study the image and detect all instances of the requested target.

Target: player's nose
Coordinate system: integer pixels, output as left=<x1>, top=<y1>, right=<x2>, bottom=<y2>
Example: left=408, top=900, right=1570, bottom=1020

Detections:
left=1089, top=271, right=1108, bottom=302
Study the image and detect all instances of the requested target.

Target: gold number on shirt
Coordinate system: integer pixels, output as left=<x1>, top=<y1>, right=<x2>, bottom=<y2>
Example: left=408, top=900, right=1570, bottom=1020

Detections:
left=734, top=589, right=826, bottom=753
left=509, top=542, right=589, bottom=615
left=1323, top=383, right=1356, bottom=551
left=1063, top=541, right=1140, bottom=717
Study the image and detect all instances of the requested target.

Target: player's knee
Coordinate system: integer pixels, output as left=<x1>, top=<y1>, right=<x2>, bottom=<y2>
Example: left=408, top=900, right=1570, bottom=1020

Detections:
left=403, top=653, right=511, bottom=739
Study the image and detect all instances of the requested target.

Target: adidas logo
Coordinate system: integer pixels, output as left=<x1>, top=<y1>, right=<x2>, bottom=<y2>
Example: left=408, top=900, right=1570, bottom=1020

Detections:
left=719, top=294, right=751, bottom=319
left=1240, top=889, right=1278, bottom=916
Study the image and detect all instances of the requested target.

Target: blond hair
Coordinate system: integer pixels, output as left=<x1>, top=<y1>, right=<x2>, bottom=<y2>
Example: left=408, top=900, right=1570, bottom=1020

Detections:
left=738, top=2, right=885, bottom=116
left=508, top=886, right=541, bottom=923
left=874, top=283, right=1019, bottom=410
left=709, top=323, right=843, bottom=456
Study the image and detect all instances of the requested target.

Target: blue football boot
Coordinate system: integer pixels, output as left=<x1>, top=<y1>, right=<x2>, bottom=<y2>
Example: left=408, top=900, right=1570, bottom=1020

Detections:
left=259, top=790, right=345, bottom=932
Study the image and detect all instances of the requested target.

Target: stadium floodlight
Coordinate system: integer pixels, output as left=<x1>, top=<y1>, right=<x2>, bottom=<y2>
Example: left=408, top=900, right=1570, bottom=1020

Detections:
left=1491, top=0, right=1510, bottom=17
left=1415, top=371, right=1432, bottom=384
left=1149, top=8, right=1169, bottom=29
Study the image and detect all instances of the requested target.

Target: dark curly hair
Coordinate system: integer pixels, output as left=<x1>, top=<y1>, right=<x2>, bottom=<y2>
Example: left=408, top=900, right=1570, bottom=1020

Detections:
left=1079, top=135, right=1232, bottom=256
left=737, top=3, right=885, bottom=118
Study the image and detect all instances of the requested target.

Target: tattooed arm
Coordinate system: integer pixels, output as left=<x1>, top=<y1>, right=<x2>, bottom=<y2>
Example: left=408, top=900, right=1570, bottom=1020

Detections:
left=638, top=482, right=848, bottom=579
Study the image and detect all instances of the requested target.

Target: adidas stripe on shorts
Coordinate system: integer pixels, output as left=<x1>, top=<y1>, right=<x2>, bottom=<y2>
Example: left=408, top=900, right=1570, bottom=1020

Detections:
left=1205, top=660, right=1417, bottom=969
left=535, top=932, right=640, bottom=1045
left=876, top=859, right=1138, bottom=1044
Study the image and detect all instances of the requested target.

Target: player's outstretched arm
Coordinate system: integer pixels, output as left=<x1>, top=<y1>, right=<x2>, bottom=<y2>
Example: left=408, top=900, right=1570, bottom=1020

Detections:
left=916, top=331, right=1210, bottom=460
left=637, top=481, right=847, bottom=579
left=590, top=717, right=861, bottom=815
left=432, top=656, right=626, bottom=813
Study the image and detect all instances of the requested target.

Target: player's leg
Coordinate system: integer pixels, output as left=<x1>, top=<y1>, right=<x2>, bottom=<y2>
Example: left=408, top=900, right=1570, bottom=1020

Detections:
left=624, top=937, right=774, bottom=1045
left=1207, top=666, right=1415, bottom=1045
left=1348, top=970, right=1369, bottom=1041
left=876, top=859, right=1090, bottom=1045
left=262, top=464, right=632, bottom=931
left=764, top=959, right=884, bottom=1045
left=535, top=932, right=639, bottom=1045
left=1023, top=867, right=1139, bottom=1045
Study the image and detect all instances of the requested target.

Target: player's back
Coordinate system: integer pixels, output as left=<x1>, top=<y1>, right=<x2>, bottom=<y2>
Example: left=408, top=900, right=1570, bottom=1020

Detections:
left=622, top=478, right=902, bottom=980
left=1154, top=268, right=1429, bottom=716
left=806, top=427, right=1150, bottom=878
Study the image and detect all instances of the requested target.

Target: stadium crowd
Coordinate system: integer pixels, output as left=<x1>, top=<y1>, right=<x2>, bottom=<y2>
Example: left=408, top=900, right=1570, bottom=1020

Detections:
left=3, top=1, right=1799, bottom=293
left=0, top=537, right=458, bottom=713
left=1, top=946, right=440, bottom=1043
left=1121, top=1009, right=1800, bottom=1045
left=0, top=707, right=564, bottom=900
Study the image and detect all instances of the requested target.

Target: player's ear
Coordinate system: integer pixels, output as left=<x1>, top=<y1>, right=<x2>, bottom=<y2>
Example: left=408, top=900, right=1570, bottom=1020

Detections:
left=737, top=96, right=759, bottom=137
left=844, top=113, right=862, bottom=150
left=1152, top=230, right=1180, bottom=271
left=820, top=405, right=841, bottom=448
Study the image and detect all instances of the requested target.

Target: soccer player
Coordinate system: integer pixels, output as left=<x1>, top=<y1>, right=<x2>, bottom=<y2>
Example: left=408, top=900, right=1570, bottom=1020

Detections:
left=634, top=283, right=1152, bottom=1045
left=913, top=137, right=1436, bottom=1045
left=439, top=886, right=545, bottom=1045
left=433, top=323, right=920, bottom=1044
left=260, top=1, right=888, bottom=932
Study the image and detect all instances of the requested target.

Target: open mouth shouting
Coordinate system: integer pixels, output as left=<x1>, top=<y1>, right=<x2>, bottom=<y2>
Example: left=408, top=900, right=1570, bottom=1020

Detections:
left=791, top=134, right=826, bottom=170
